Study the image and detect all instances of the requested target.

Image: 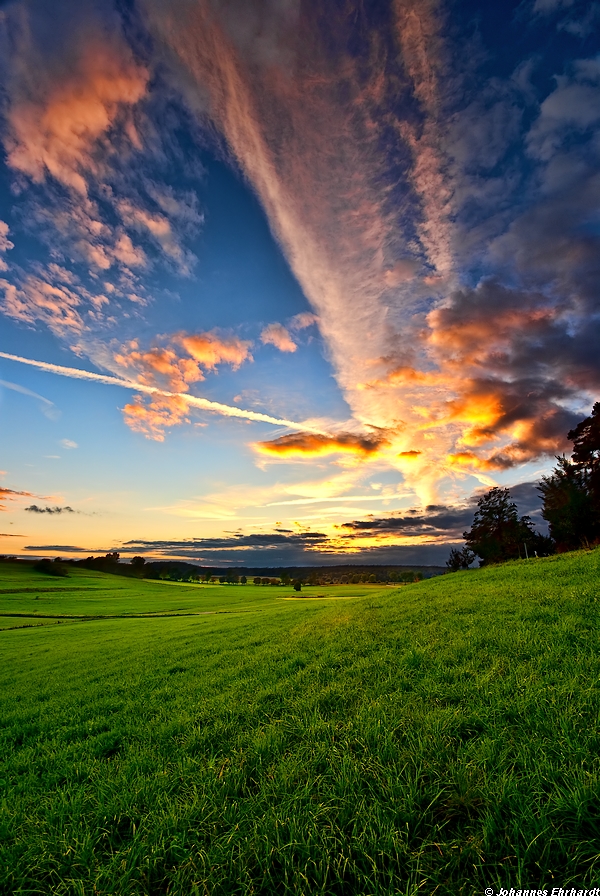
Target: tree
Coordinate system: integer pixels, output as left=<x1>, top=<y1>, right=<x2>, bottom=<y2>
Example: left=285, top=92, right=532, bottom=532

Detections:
left=253, top=576, right=261, bottom=585
left=539, top=456, right=596, bottom=551
left=463, top=487, right=538, bottom=565
left=537, top=404, right=600, bottom=552
left=293, top=580, right=302, bottom=592
left=131, top=556, right=145, bottom=577
left=568, top=401, right=600, bottom=505
left=240, top=575, right=247, bottom=584
left=446, top=546, right=475, bottom=572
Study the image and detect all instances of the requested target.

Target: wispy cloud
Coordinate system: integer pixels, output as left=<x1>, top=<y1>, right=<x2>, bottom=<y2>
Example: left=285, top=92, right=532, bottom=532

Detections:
left=0, top=351, right=330, bottom=434
left=0, top=221, right=14, bottom=272
left=0, top=378, right=59, bottom=420
left=0, top=486, right=35, bottom=510
left=260, top=323, right=297, bottom=353
left=138, top=0, right=600, bottom=498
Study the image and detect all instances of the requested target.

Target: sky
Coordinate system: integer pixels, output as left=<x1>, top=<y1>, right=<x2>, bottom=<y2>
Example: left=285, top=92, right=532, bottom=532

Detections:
left=0, top=0, right=599, bottom=567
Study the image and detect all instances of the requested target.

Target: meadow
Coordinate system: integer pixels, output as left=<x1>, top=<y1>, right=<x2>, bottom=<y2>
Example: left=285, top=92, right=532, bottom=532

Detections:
left=1, top=551, right=599, bottom=895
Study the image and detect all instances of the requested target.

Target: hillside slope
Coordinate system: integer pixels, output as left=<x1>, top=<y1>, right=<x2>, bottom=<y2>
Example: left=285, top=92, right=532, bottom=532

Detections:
left=1, top=550, right=599, bottom=895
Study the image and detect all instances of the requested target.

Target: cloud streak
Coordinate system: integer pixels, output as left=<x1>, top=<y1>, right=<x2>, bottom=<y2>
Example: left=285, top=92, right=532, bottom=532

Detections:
left=138, top=0, right=600, bottom=497
left=0, top=351, right=330, bottom=434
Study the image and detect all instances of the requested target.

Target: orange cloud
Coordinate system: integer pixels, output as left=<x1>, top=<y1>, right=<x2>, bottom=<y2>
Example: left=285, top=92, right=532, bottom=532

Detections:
left=121, top=395, right=189, bottom=442
left=176, top=332, right=253, bottom=370
left=255, top=432, right=388, bottom=459
left=0, top=487, right=35, bottom=509
left=114, top=344, right=204, bottom=393
left=260, top=323, right=297, bottom=353
left=0, top=275, right=85, bottom=335
left=5, top=33, right=148, bottom=195
left=0, top=221, right=14, bottom=272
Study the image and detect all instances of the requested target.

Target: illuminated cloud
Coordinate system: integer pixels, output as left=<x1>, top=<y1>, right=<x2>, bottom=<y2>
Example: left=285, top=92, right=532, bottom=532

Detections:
left=0, top=487, right=35, bottom=509
left=121, top=394, right=190, bottom=442
left=289, top=312, right=318, bottom=330
left=137, top=0, right=600, bottom=494
left=60, top=439, right=78, bottom=449
left=0, top=274, right=85, bottom=335
left=255, top=432, right=388, bottom=459
left=0, top=0, right=598, bottom=523
left=175, top=333, right=253, bottom=371
left=3, top=4, right=148, bottom=194
left=260, top=323, right=297, bottom=353
left=112, top=332, right=254, bottom=436
left=0, top=221, right=14, bottom=272
left=0, top=351, right=330, bottom=434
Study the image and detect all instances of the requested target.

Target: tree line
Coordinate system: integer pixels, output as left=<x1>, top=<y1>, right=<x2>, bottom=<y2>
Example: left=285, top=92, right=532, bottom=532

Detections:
left=447, top=402, right=600, bottom=570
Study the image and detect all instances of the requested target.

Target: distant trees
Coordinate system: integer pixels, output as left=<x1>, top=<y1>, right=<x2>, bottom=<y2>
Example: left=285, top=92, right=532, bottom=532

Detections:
left=130, top=556, right=145, bottom=577
left=34, top=558, right=68, bottom=577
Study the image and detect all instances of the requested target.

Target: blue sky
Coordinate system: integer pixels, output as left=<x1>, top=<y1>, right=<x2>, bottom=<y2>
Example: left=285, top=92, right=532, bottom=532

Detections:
left=1, top=0, right=599, bottom=566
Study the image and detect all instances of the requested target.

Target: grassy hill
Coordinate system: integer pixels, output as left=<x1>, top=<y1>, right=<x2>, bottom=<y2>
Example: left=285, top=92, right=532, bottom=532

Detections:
left=1, top=551, right=599, bottom=895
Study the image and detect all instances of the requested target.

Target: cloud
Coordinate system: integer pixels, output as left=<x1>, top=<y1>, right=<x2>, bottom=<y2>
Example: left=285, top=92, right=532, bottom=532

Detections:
left=0, top=378, right=59, bottom=420
left=0, top=221, right=14, bottom=272
left=0, top=350, right=330, bottom=434
left=25, top=504, right=76, bottom=514
left=176, top=332, right=253, bottom=370
left=135, top=0, right=600, bottom=497
left=1, top=0, right=597, bottom=497
left=289, top=312, right=318, bottom=330
left=2, top=2, right=149, bottom=194
left=60, top=439, right=78, bottom=449
left=0, top=273, right=85, bottom=334
left=0, top=487, right=35, bottom=509
left=25, top=545, right=87, bottom=552
left=527, top=57, right=600, bottom=162
left=112, top=331, right=254, bottom=437
left=121, top=394, right=190, bottom=442
left=260, top=322, right=297, bottom=353
left=254, top=431, right=388, bottom=460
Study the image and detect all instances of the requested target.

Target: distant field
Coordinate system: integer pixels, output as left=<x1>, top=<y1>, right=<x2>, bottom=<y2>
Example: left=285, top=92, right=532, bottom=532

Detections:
left=1, top=552, right=600, bottom=895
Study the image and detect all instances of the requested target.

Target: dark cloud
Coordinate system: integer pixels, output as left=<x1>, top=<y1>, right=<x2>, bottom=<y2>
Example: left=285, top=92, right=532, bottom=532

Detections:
left=24, top=505, right=76, bottom=514
left=342, top=484, right=548, bottom=537
left=123, top=531, right=329, bottom=552
left=25, top=544, right=87, bottom=552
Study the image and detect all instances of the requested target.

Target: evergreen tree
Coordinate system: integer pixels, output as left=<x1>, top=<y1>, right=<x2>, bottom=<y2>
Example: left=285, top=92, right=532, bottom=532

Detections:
left=446, top=546, right=475, bottom=572
left=539, top=456, right=596, bottom=550
left=539, top=403, right=600, bottom=549
left=463, top=487, right=538, bottom=565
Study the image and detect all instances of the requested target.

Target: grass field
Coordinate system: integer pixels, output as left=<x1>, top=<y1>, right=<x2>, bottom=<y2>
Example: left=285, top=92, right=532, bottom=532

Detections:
left=1, top=552, right=600, bottom=895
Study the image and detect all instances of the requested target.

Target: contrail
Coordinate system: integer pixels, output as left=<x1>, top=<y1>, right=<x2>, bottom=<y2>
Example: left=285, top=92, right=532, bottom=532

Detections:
left=0, top=351, right=329, bottom=434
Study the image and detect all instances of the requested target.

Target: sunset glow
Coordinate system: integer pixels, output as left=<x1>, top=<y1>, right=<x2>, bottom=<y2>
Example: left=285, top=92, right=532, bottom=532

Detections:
left=1, top=0, right=598, bottom=566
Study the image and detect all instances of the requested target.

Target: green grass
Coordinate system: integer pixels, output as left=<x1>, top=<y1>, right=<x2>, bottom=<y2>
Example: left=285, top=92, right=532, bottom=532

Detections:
left=1, top=552, right=600, bottom=895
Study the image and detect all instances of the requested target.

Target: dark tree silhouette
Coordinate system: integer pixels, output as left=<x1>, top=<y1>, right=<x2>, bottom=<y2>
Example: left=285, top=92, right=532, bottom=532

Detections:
left=446, top=546, right=475, bottom=572
left=463, top=487, right=539, bottom=565
left=539, top=403, right=600, bottom=549
left=539, top=456, right=596, bottom=551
